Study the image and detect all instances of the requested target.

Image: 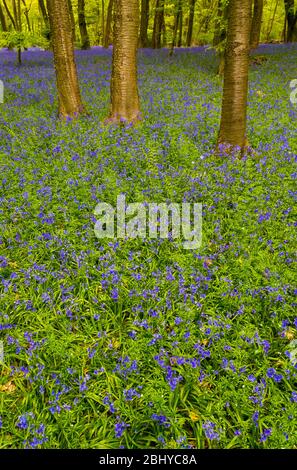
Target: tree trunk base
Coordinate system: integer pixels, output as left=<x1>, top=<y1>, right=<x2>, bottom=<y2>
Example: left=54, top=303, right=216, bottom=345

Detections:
left=216, top=139, right=252, bottom=159
left=59, top=105, right=87, bottom=120
left=104, top=112, right=142, bottom=126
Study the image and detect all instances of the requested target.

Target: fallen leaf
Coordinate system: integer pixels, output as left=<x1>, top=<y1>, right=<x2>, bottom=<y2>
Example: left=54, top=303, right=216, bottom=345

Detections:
left=189, top=411, right=200, bottom=422
left=0, top=381, right=16, bottom=393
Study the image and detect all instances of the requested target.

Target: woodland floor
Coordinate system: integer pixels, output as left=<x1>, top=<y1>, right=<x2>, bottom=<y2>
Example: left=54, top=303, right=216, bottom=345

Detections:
left=0, top=44, right=296, bottom=448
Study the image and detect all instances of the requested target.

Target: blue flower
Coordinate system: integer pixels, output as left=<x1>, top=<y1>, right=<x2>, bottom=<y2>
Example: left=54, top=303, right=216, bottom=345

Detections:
left=151, top=414, right=170, bottom=428
left=260, top=428, right=272, bottom=442
left=16, top=415, right=29, bottom=430
left=115, top=420, right=129, bottom=438
left=202, top=421, right=220, bottom=441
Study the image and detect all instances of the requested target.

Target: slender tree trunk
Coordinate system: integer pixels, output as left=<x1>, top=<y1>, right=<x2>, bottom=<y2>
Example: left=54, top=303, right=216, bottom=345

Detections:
left=162, top=11, right=166, bottom=45
left=13, top=0, right=22, bottom=64
left=21, top=0, right=31, bottom=31
left=170, top=5, right=179, bottom=55
left=68, top=0, right=76, bottom=43
left=284, top=0, right=297, bottom=42
left=101, top=0, right=105, bottom=45
left=177, top=4, right=183, bottom=46
left=107, top=0, right=141, bottom=124
left=38, top=0, right=48, bottom=25
left=186, top=0, right=195, bottom=46
left=266, top=0, right=279, bottom=40
left=282, top=11, right=287, bottom=41
left=250, top=0, right=263, bottom=48
left=47, top=0, right=85, bottom=118
left=213, top=0, right=228, bottom=75
left=94, top=1, right=100, bottom=43
left=152, top=0, right=165, bottom=48
left=213, top=0, right=223, bottom=46
left=2, top=0, right=16, bottom=29
left=0, top=2, right=8, bottom=31
left=78, top=0, right=90, bottom=49
left=104, top=0, right=113, bottom=47
left=217, top=0, right=252, bottom=153
left=38, top=0, right=50, bottom=40
left=139, top=0, right=149, bottom=47
left=12, top=0, right=18, bottom=28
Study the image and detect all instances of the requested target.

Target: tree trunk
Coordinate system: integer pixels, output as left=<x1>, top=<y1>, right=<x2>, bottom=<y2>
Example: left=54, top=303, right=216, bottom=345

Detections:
left=284, top=0, right=297, bottom=42
left=47, top=0, right=85, bottom=118
left=186, top=0, right=195, bottom=47
left=2, top=0, right=16, bottom=29
left=38, top=0, right=50, bottom=40
left=13, top=0, right=22, bottom=64
left=21, top=0, right=31, bottom=31
left=170, top=3, right=180, bottom=55
left=101, top=0, right=105, bottom=45
left=152, top=0, right=165, bottom=48
left=78, top=0, right=90, bottom=49
left=38, top=0, right=48, bottom=25
left=213, top=0, right=226, bottom=46
left=139, top=0, right=149, bottom=47
left=68, top=0, right=76, bottom=43
left=104, top=0, right=113, bottom=48
left=217, top=0, right=252, bottom=153
left=107, top=0, right=140, bottom=124
left=213, top=0, right=228, bottom=75
left=162, top=11, right=166, bottom=45
left=12, top=0, right=18, bottom=28
left=177, top=4, right=183, bottom=46
left=266, top=0, right=279, bottom=41
left=0, top=2, right=8, bottom=31
left=250, top=0, right=263, bottom=48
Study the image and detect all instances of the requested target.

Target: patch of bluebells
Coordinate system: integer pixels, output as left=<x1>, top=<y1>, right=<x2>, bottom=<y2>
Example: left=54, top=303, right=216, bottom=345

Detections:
left=202, top=421, right=221, bottom=441
left=151, top=414, right=171, bottom=428
left=123, top=387, right=142, bottom=401
left=115, top=419, right=129, bottom=438
left=0, top=44, right=296, bottom=448
left=103, top=395, right=117, bottom=413
left=260, top=428, right=272, bottom=443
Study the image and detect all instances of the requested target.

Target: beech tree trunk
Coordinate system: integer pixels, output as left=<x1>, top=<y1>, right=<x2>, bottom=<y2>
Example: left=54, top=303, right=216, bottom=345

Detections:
left=104, top=0, right=113, bottom=48
left=47, top=0, right=85, bottom=118
left=250, top=0, right=263, bottom=48
left=217, top=0, right=252, bottom=153
left=107, top=0, right=141, bottom=124
left=152, top=0, right=165, bottom=48
left=284, top=0, right=297, bottom=42
left=186, top=0, right=195, bottom=47
left=78, top=0, right=90, bottom=49
left=139, top=0, right=149, bottom=47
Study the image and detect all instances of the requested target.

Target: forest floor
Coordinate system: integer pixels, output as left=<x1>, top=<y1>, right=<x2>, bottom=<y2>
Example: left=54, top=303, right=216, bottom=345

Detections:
left=0, top=44, right=296, bottom=448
